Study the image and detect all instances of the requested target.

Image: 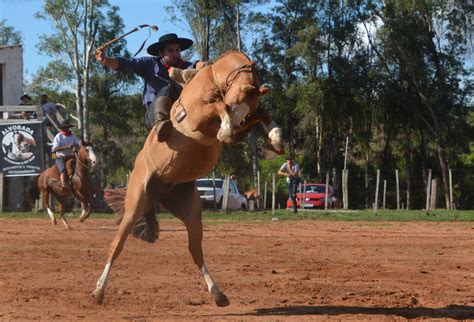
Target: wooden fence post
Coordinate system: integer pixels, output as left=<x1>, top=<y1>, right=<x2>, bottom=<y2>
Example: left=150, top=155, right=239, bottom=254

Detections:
left=272, top=173, right=276, bottom=215
left=257, top=171, right=261, bottom=209
left=449, top=169, right=453, bottom=210
left=325, top=171, right=329, bottom=210
left=263, top=180, right=268, bottom=209
left=374, top=169, right=380, bottom=213
left=395, top=169, right=400, bottom=210
left=222, top=175, right=230, bottom=211
left=430, top=178, right=437, bottom=210
left=212, top=171, right=217, bottom=210
left=343, top=169, right=349, bottom=209
left=425, top=169, right=432, bottom=210
left=383, top=179, right=387, bottom=209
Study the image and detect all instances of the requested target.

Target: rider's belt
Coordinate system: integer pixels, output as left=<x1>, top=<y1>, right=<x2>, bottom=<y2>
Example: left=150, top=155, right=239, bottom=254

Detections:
left=175, top=104, right=187, bottom=123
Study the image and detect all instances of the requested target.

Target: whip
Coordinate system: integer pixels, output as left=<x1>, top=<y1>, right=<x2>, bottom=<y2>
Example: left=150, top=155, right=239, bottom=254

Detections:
left=96, top=24, right=159, bottom=57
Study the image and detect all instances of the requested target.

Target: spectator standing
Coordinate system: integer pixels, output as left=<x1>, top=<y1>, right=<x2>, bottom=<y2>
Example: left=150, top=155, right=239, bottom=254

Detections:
left=278, top=155, right=301, bottom=213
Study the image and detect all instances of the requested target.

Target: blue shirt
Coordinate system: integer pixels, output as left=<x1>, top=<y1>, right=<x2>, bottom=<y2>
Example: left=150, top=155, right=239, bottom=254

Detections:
left=117, top=56, right=193, bottom=107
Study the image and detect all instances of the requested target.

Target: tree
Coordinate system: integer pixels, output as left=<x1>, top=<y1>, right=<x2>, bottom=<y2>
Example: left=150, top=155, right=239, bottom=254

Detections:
left=0, top=19, right=22, bottom=45
left=34, top=0, right=112, bottom=140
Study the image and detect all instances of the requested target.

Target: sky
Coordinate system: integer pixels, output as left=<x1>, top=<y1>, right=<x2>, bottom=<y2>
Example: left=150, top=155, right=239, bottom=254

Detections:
left=0, top=0, right=195, bottom=77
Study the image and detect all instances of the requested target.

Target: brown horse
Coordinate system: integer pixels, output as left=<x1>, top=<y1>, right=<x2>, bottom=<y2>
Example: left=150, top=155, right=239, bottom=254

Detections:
left=27, top=142, right=98, bottom=229
left=91, top=51, right=283, bottom=306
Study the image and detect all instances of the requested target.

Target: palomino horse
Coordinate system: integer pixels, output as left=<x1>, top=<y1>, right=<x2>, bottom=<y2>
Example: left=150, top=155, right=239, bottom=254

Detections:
left=91, top=51, right=283, bottom=306
left=27, top=142, right=98, bottom=229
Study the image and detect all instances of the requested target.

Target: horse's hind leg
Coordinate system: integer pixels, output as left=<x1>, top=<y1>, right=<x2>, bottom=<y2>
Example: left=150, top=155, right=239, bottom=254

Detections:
left=43, top=190, right=56, bottom=225
left=91, top=172, right=152, bottom=305
left=161, top=182, right=230, bottom=307
left=79, top=201, right=92, bottom=223
left=57, top=198, right=72, bottom=230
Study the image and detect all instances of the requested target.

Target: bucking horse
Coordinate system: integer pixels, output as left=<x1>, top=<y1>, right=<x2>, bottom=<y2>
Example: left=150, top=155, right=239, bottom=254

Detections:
left=91, top=50, right=284, bottom=306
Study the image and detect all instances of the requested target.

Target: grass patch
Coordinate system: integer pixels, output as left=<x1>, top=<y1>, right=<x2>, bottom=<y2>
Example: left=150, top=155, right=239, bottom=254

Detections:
left=0, top=209, right=472, bottom=222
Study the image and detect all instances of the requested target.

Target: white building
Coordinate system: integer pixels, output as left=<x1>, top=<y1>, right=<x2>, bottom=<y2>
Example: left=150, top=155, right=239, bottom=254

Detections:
left=0, top=44, right=23, bottom=105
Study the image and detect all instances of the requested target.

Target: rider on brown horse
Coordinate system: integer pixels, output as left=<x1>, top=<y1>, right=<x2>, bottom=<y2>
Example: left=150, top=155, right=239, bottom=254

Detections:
left=52, top=121, right=80, bottom=193
left=95, top=33, right=206, bottom=142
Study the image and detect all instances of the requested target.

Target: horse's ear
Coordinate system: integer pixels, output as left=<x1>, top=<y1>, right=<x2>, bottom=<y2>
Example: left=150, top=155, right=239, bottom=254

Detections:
left=242, top=85, right=256, bottom=93
left=258, top=86, right=269, bottom=96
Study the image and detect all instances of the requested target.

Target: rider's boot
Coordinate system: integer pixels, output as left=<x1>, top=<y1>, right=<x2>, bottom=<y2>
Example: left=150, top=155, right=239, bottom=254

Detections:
left=60, top=172, right=70, bottom=194
left=153, top=96, right=173, bottom=142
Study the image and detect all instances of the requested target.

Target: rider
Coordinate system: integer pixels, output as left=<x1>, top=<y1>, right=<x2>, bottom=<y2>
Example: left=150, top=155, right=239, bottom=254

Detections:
left=95, top=33, right=206, bottom=142
left=52, top=121, right=80, bottom=193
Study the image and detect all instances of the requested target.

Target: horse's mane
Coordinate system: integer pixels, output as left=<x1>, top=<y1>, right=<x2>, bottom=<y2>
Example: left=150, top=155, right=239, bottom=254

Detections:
left=81, top=141, right=93, bottom=147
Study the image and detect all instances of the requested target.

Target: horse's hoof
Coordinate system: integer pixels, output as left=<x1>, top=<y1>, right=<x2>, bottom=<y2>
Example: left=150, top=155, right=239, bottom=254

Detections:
left=51, top=219, right=57, bottom=225
left=79, top=215, right=87, bottom=223
left=90, top=289, right=104, bottom=305
left=215, top=292, right=230, bottom=307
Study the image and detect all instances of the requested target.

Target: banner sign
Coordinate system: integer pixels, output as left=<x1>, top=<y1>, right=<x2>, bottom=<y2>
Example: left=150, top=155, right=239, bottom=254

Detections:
left=0, top=122, right=44, bottom=177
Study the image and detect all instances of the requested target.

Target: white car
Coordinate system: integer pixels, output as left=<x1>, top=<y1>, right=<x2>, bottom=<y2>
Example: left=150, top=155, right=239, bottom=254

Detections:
left=196, top=178, right=248, bottom=210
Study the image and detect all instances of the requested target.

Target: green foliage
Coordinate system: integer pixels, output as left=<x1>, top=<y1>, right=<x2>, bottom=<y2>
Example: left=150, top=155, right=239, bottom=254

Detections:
left=0, top=19, right=22, bottom=45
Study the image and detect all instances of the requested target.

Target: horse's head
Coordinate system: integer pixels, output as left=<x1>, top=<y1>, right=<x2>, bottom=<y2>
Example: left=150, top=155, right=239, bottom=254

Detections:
left=210, top=52, right=268, bottom=143
left=78, top=141, right=97, bottom=169
left=179, top=51, right=268, bottom=144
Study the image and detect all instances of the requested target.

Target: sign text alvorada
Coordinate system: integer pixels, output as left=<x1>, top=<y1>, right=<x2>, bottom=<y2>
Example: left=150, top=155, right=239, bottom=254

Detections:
left=2, top=125, right=34, bottom=136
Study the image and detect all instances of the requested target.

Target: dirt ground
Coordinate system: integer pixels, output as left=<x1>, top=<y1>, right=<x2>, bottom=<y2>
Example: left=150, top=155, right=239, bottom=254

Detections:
left=0, top=217, right=473, bottom=321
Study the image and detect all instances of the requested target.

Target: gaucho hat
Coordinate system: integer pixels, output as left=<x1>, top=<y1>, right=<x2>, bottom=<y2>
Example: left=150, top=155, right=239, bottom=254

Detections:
left=58, top=121, right=74, bottom=128
left=147, top=33, right=193, bottom=56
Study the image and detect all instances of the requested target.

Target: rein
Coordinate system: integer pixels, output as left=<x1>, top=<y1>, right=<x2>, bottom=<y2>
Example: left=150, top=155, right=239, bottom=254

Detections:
left=210, top=63, right=257, bottom=102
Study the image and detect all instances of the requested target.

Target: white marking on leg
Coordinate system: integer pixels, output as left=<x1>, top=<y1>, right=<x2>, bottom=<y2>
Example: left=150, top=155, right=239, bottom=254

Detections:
left=201, top=264, right=221, bottom=297
left=61, top=217, right=72, bottom=229
left=81, top=209, right=86, bottom=217
left=96, top=263, right=111, bottom=291
left=47, top=208, right=55, bottom=220
left=217, top=113, right=233, bottom=143
left=268, top=127, right=282, bottom=145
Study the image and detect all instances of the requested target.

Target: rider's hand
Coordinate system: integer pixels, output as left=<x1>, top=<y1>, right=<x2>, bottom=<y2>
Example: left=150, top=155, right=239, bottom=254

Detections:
left=95, top=48, right=106, bottom=64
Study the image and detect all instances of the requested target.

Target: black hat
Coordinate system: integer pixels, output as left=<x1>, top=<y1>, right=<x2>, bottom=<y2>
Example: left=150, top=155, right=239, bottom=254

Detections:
left=20, top=94, right=32, bottom=100
left=147, top=33, right=193, bottom=56
left=58, top=121, right=74, bottom=128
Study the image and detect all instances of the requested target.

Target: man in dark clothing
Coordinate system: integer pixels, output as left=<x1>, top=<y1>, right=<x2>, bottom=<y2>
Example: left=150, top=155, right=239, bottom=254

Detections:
left=95, top=33, right=205, bottom=141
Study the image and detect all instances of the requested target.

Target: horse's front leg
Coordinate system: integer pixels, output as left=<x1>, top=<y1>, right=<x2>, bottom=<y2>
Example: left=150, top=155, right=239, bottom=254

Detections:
left=161, top=182, right=230, bottom=307
left=216, top=104, right=234, bottom=143
left=91, top=162, right=152, bottom=305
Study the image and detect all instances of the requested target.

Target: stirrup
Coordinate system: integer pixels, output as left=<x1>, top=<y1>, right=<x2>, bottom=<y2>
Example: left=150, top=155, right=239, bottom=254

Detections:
left=154, top=119, right=172, bottom=142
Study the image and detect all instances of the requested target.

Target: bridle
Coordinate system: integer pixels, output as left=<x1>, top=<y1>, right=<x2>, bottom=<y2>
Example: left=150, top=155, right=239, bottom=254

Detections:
left=74, top=148, right=94, bottom=175
left=210, top=62, right=260, bottom=104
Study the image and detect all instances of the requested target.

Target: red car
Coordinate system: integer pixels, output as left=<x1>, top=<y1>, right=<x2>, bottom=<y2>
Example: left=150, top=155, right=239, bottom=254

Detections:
left=286, top=183, right=335, bottom=209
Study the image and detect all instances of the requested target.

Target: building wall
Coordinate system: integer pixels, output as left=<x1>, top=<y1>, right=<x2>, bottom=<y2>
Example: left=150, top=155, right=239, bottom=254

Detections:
left=0, top=45, right=23, bottom=105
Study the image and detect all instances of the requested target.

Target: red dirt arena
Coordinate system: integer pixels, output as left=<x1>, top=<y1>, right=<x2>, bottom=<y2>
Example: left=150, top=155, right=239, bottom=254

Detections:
left=0, top=217, right=473, bottom=320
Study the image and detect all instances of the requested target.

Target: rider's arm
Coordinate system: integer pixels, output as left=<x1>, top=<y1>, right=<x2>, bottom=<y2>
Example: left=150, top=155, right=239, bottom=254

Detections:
left=52, top=144, right=74, bottom=153
left=277, top=164, right=290, bottom=178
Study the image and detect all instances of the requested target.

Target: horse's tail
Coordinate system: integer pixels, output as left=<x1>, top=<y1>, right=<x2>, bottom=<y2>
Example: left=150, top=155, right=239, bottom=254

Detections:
left=105, top=188, right=159, bottom=243
left=25, top=176, right=40, bottom=204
